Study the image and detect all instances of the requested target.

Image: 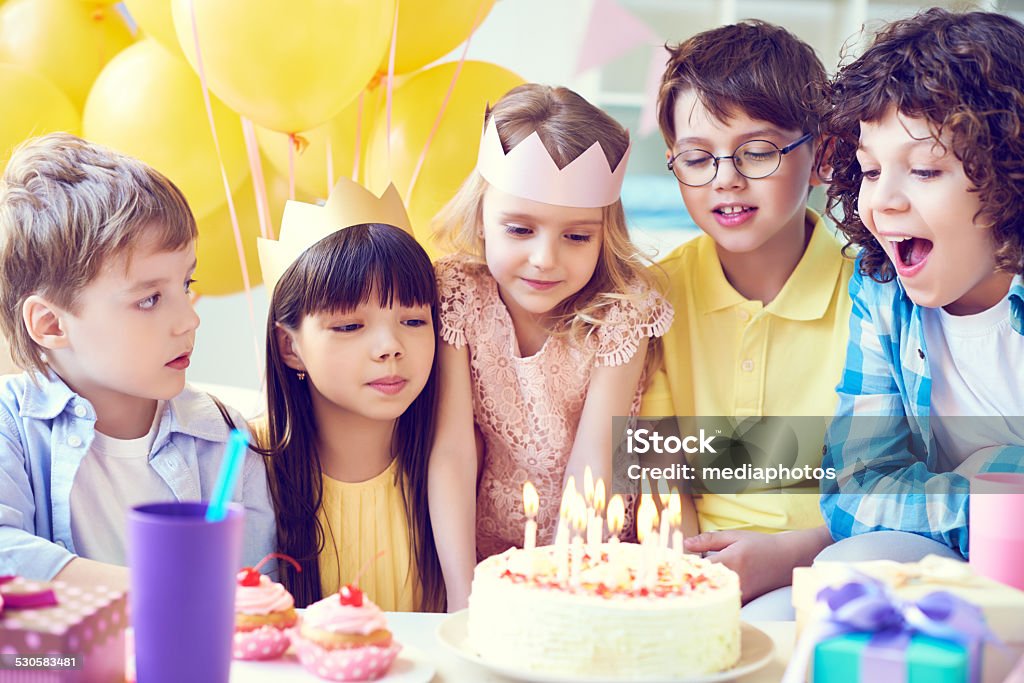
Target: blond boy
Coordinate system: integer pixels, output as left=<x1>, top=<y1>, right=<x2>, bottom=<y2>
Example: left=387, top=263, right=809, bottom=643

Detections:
left=0, top=134, right=274, bottom=586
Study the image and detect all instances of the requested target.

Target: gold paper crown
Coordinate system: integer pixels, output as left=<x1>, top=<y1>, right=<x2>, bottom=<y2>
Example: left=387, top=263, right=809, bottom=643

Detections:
left=257, top=178, right=413, bottom=294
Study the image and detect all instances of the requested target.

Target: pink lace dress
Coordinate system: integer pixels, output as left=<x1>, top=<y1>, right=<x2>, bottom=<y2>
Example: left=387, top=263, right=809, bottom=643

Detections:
left=436, top=257, right=674, bottom=560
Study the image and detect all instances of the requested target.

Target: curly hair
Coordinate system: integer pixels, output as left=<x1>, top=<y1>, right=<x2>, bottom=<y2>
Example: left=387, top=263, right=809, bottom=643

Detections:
left=825, top=8, right=1024, bottom=281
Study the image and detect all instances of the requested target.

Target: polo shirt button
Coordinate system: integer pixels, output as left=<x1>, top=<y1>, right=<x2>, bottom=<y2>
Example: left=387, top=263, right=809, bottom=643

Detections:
left=741, top=359, right=755, bottom=372
left=738, top=310, right=751, bottom=322
left=73, top=405, right=87, bottom=418
left=67, top=435, right=82, bottom=448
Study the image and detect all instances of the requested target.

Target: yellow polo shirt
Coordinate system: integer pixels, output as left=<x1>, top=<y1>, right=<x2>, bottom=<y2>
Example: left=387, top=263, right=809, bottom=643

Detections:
left=641, top=210, right=855, bottom=533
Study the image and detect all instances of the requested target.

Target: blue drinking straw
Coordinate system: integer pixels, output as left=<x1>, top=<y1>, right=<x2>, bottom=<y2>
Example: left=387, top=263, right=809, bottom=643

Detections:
left=206, top=429, right=249, bottom=522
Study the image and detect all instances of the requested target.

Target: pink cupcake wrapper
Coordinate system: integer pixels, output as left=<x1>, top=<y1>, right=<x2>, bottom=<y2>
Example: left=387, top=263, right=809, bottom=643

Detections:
left=232, top=623, right=292, bottom=660
left=292, top=637, right=402, bottom=682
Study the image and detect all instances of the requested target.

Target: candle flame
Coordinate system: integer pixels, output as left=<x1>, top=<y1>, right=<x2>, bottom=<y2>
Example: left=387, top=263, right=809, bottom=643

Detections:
left=607, top=495, right=625, bottom=536
left=668, top=489, right=681, bottom=519
left=583, top=466, right=594, bottom=506
left=572, top=493, right=589, bottom=533
left=594, top=479, right=606, bottom=515
left=637, top=495, right=657, bottom=544
left=657, top=476, right=671, bottom=507
left=523, top=481, right=539, bottom=518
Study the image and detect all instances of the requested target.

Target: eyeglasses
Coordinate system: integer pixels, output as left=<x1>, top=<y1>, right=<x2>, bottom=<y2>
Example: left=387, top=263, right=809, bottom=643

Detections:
left=667, top=133, right=813, bottom=187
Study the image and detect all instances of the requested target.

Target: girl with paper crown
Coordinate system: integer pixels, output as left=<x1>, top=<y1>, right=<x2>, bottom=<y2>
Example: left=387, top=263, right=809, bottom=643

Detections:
left=255, top=178, right=444, bottom=611
left=430, top=83, right=674, bottom=609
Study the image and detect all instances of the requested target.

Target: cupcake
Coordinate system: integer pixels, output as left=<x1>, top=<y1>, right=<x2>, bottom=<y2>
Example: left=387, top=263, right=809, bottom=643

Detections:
left=291, top=584, right=401, bottom=681
left=232, top=554, right=300, bottom=660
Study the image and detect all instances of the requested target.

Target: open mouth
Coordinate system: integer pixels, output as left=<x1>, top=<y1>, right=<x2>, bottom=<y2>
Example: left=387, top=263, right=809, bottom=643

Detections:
left=892, top=236, right=934, bottom=269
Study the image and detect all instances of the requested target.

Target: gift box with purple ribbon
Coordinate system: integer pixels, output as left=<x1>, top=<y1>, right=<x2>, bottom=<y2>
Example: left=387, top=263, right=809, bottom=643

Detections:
left=793, top=556, right=1024, bottom=682
left=0, top=576, right=126, bottom=683
left=783, top=575, right=1006, bottom=683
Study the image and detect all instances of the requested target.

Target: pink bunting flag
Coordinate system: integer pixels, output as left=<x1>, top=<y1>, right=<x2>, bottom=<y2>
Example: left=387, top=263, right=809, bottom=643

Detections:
left=573, top=0, right=659, bottom=77
left=638, top=45, right=671, bottom=138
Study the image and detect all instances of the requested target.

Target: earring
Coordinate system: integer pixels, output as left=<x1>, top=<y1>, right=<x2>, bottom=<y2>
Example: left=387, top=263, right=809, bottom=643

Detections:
left=296, top=371, right=306, bottom=381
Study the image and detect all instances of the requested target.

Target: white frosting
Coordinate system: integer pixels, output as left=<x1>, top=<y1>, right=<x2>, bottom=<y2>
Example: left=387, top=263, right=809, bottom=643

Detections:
left=467, top=543, right=741, bottom=677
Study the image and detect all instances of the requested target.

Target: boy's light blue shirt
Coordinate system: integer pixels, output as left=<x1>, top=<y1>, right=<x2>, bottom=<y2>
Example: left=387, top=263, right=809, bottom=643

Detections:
left=822, top=259, right=1024, bottom=558
left=0, top=371, right=276, bottom=579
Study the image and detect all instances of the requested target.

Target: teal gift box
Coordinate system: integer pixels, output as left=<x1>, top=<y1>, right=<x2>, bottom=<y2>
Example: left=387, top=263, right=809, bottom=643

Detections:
left=813, top=633, right=968, bottom=683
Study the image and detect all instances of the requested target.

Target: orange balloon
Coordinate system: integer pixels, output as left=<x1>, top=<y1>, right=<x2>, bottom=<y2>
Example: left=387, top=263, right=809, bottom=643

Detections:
left=381, top=0, right=495, bottom=75
left=364, top=60, right=523, bottom=258
left=0, top=0, right=134, bottom=111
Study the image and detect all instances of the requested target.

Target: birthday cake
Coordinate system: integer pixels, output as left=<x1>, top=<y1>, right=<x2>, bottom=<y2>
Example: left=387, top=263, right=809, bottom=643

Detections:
left=467, top=542, right=741, bottom=678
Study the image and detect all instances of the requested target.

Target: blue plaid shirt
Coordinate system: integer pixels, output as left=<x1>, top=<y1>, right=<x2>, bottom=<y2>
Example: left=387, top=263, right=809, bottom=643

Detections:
left=821, top=259, right=1024, bottom=558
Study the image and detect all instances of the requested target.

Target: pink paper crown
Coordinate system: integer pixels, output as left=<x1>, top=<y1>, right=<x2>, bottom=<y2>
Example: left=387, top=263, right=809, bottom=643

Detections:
left=475, top=114, right=631, bottom=208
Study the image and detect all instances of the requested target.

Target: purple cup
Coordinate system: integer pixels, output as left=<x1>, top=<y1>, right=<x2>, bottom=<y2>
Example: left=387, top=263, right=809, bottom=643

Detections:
left=970, top=473, right=1024, bottom=591
left=127, top=502, right=244, bottom=683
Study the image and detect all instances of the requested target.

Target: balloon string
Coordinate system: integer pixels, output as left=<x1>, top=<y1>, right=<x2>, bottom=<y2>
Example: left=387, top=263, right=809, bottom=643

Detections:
left=187, top=0, right=261, bottom=387
left=352, top=90, right=366, bottom=183
left=405, top=0, right=489, bottom=201
left=287, top=134, right=297, bottom=200
left=385, top=0, right=399, bottom=174
left=326, top=132, right=335, bottom=191
left=241, top=117, right=272, bottom=240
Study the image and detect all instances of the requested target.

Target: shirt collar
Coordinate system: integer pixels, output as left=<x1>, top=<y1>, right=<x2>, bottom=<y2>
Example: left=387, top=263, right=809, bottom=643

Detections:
left=696, top=209, right=849, bottom=321
left=19, top=371, right=233, bottom=441
left=1008, top=275, right=1024, bottom=335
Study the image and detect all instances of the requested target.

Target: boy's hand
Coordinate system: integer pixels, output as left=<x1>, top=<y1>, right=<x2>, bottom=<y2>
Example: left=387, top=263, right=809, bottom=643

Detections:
left=684, top=530, right=791, bottom=603
left=685, top=526, right=833, bottom=603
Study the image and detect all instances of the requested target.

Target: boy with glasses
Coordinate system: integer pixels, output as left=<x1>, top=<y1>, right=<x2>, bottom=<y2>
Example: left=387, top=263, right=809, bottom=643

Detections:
left=640, top=20, right=854, bottom=617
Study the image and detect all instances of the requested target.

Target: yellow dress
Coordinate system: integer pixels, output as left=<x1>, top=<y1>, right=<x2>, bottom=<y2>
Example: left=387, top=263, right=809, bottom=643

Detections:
left=316, top=459, right=420, bottom=611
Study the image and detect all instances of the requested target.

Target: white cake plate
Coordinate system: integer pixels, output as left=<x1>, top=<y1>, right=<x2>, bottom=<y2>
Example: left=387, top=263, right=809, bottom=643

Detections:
left=436, top=610, right=774, bottom=683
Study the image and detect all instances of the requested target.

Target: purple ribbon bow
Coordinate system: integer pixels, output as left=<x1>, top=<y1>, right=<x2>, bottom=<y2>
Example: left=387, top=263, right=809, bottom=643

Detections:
left=783, top=574, right=1001, bottom=683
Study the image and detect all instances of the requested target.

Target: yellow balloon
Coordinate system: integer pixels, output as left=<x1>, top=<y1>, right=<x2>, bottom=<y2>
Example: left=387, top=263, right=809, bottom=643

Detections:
left=0, top=64, right=80, bottom=169
left=194, top=167, right=310, bottom=296
left=381, top=0, right=495, bottom=75
left=254, top=84, right=389, bottom=199
left=83, top=39, right=249, bottom=220
left=364, top=60, right=523, bottom=259
left=123, top=0, right=183, bottom=57
left=171, top=0, right=394, bottom=133
left=0, top=0, right=134, bottom=111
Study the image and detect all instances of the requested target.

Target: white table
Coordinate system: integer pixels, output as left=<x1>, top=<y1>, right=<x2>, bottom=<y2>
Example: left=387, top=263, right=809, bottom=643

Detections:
left=231, top=613, right=796, bottom=682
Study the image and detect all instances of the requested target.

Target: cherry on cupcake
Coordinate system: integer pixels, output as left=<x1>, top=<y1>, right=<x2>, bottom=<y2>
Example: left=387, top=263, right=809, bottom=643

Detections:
left=237, top=552, right=302, bottom=587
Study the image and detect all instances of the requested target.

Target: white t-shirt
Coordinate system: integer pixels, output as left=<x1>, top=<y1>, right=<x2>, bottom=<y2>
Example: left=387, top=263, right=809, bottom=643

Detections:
left=69, top=402, right=174, bottom=565
left=922, top=293, right=1024, bottom=475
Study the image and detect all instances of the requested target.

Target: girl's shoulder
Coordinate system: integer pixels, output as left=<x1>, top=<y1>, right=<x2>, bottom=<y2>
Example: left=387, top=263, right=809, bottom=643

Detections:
left=435, top=256, right=496, bottom=348
left=592, top=282, right=674, bottom=367
left=434, top=255, right=491, bottom=294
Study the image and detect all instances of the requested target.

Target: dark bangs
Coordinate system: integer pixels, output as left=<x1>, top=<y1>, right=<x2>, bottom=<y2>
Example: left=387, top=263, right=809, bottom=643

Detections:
left=280, top=223, right=436, bottom=323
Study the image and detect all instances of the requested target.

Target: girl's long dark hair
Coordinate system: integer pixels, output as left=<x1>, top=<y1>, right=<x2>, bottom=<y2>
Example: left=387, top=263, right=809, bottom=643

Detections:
left=262, top=223, right=445, bottom=611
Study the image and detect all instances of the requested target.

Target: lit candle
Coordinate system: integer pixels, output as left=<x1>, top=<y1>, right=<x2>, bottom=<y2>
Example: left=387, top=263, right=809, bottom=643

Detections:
left=635, top=494, right=658, bottom=590
left=570, top=494, right=587, bottom=589
left=588, top=479, right=606, bottom=547
left=669, top=488, right=684, bottom=554
left=554, top=477, right=576, bottom=547
left=556, top=479, right=575, bottom=584
left=583, top=467, right=595, bottom=546
left=522, top=481, right=539, bottom=551
left=657, top=478, right=671, bottom=550
left=606, top=493, right=624, bottom=571
left=606, top=494, right=625, bottom=544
